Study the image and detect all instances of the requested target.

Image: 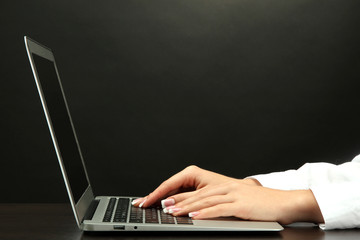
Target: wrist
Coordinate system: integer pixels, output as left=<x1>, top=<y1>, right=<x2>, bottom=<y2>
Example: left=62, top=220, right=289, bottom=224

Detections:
left=281, top=190, right=324, bottom=225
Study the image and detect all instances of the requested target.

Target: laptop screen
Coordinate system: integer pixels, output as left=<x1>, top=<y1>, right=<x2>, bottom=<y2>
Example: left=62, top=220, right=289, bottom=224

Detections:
left=32, top=53, right=89, bottom=203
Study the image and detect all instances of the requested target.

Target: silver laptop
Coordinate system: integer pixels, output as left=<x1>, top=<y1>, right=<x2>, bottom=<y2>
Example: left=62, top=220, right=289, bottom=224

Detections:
left=24, top=36, right=283, bottom=232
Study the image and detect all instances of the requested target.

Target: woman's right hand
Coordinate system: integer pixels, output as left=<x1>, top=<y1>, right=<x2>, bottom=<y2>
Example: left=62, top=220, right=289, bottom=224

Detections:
left=132, top=165, right=323, bottom=225
left=131, top=165, right=261, bottom=208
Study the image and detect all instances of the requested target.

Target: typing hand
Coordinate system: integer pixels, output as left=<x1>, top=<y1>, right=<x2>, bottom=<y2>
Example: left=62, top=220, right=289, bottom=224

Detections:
left=132, top=165, right=324, bottom=225
left=131, top=166, right=259, bottom=213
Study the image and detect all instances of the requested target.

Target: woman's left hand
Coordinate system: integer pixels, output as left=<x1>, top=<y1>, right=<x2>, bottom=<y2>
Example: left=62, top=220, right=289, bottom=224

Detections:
left=163, top=179, right=323, bottom=225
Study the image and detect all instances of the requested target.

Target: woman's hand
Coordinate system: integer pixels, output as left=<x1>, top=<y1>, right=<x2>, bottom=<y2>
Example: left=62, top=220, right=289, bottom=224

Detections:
left=132, top=165, right=324, bottom=225
left=132, top=165, right=260, bottom=207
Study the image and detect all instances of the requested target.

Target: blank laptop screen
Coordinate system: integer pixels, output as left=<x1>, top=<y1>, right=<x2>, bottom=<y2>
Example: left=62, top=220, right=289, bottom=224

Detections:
left=32, top=53, right=89, bottom=203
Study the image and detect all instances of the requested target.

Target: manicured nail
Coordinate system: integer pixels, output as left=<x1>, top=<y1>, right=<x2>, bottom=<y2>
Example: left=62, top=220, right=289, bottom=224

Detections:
left=163, top=205, right=175, bottom=213
left=168, top=207, right=181, bottom=214
left=189, top=211, right=200, bottom=218
left=131, top=198, right=143, bottom=205
left=139, top=198, right=147, bottom=208
left=161, top=199, right=175, bottom=208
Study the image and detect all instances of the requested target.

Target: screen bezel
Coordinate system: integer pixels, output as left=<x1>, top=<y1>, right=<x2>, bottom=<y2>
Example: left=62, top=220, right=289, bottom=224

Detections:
left=24, top=36, right=94, bottom=227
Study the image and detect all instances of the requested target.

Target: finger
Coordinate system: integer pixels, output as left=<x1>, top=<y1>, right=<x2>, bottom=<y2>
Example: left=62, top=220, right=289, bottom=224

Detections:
left=161, top=184, right=218, bottom=210
left=189, top=203, right=235, bottom=219
left=161, top=186, right=213, bottom=209
left=166, top=185, right=211, bottom=206
left=171, top=195, right=232, bottom=216
left=161, top=185, right=212, bottom=209
left=132, top=186, right=193, bottom=208
left=132, top=186, right=194, bottom=208
left=175, top=183, right=229, bottom=208
left=142, top=166, right=201, bottom=207
left=131, top=196, right=148, bottom=207
left=161, top=187, right=210, bottom=210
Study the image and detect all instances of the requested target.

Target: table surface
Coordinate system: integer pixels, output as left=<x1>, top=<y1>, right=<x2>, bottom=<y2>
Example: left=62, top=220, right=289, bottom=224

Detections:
left=1, top=204, right=359, bottom=240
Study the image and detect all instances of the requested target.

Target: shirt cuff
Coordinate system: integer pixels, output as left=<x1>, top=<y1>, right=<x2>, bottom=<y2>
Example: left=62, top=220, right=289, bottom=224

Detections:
left=311, top=183, right=360, bottom=230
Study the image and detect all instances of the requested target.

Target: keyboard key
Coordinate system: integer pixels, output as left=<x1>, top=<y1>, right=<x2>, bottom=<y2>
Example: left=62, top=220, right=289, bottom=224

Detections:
left=129, top=205, right=143, bottom=223
left=113, top=198, right=129, bottom=222
left=176, top=217, right=193, bottom=225
left=145, top=208, right=159, bottom=223
left=160, top=210, right=175, bottom=224
left=103, top=198, right=116, bottom=222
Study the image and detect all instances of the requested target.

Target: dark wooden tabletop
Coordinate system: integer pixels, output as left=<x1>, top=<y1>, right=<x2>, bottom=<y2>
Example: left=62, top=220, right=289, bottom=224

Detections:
left=1, top=204, right=359, bottom=240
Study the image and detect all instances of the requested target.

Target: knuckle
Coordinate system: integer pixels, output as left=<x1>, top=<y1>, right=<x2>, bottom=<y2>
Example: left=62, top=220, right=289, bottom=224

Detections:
left=184, top=165, right=202, bottom=175
left=197, top=187, right=207, bottom=195
left=229, top=181, right=239, bottom=188
left=216, top=204, right=227, bottom=212
left=225, top=181, right=240, bottom=190
left=185, top=165, right=199, bottom=171
left=203, top=198, right=212, bottom=206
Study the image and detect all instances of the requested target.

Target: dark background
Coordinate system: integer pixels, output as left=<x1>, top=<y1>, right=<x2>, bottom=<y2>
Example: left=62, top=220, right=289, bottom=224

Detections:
left=1, top=0, right=360, bottom=203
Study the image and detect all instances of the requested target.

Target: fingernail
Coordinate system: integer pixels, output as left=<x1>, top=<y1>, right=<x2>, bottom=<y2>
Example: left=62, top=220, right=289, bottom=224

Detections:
left=131, top=198, right=143, bottom=205
left=189, top=211, right=200, bottom=218
left=163, top=205, right=175, bottom=213
left=161, top=199, right=175, bottom=208
left=139, top=198, right=147, bottom=208
left=168, top=207, right=181, bottom=214
left=163, top=208, right=169, bottom=213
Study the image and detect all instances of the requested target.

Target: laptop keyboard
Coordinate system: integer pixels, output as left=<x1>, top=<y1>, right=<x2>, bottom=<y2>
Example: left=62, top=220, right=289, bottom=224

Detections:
left=102, top=197, right=193, bottom=225
left=103, top=198, right=117, bottom=222
left=114, top=198, right=130, bottom=222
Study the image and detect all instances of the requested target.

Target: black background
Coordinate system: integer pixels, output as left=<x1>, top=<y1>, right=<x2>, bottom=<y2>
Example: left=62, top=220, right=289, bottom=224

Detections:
left=1, top=0, right=360, bottom=203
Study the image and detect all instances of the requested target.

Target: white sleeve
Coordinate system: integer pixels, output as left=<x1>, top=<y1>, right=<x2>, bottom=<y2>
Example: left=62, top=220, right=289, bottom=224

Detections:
left=248, top=154, right=360, bottom=230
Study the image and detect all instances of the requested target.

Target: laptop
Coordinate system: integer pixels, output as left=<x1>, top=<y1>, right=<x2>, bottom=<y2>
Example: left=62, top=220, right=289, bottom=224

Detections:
left=24, top=36, right=283, bottom=232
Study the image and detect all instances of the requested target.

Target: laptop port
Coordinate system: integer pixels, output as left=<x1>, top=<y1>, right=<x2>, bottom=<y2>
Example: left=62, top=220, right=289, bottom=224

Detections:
left=113, top=225, right=125, bottom=230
